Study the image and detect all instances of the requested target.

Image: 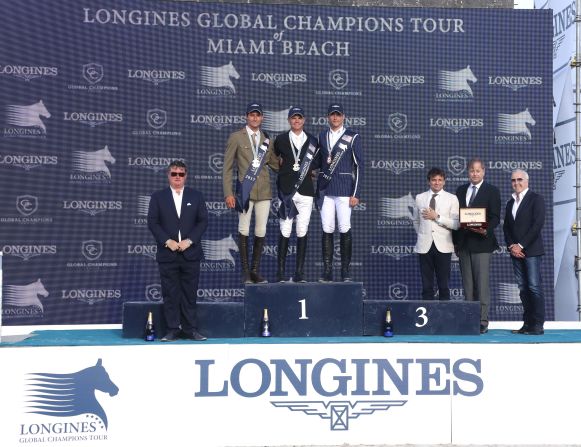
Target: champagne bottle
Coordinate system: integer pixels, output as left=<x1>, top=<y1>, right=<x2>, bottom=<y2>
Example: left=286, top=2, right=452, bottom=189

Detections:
left=261, top=308, right=271, bottom=337
left=145, top=311, right=155, bottom=341
left=384, top=308, right=394, bottom=337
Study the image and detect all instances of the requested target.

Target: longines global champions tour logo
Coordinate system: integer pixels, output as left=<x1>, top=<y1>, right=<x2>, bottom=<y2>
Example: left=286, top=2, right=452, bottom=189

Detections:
left=201, top=235, right=239, bottom=271
left=4, top=100, right=50, bottom=137
left=495, top=109, right=535, bottom=144
left=3, top=279, right=48, bottom=318
left=71, top=146, right=115, bottom=182
left=436, top=66, right=477, bottom=101
left=19, top=359, right=119, bottom=443
left=197, top=61, right=240, bottom=96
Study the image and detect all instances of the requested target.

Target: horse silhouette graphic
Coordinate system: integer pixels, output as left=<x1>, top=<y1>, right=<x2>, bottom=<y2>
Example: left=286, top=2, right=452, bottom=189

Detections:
left=439, top=66, right=477, bottom=95
left=201, top=235, right=239, bottom=265
left=137, top=195, right=151, bottom=216
left=262, top=108, right=292, bottom=133
left=4, top=279, right=48, bottom=311
left=498, top=109, right=536, bottom=139
left=5, top=100, right=51, bottom=131
left=498, top=283, right=522, bottom=304
left=380, top=193, right=417, bottom=220
left=199, top=61, right=240, bottom=92
left=72, top=146, right=116, bottom=177
left=26, top=359, right=119, bottom=429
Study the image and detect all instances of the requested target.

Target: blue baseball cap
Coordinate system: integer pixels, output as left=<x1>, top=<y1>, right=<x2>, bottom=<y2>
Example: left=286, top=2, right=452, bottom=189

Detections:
left=288, top=106, right=305, bottom=118
left=246, top=102, right=263, bottom=115
left=327, top=103, right=344, bottom=115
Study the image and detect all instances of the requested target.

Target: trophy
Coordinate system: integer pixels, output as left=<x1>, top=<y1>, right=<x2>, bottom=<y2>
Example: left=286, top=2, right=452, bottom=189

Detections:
left=460, top=208, right=487, bottom=229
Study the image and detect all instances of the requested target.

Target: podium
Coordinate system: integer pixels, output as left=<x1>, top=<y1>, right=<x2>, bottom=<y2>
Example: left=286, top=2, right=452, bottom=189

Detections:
left=122, top=289, right=479, bottom=338
left=364, top=300, right=480, bottom=335
left=122, top=301, right=244, bottom=338
left=244, top=283, right=363, bottom=337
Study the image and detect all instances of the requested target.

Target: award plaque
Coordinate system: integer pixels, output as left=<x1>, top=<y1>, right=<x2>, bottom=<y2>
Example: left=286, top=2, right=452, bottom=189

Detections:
left=460, top=207, right=487, bottom=228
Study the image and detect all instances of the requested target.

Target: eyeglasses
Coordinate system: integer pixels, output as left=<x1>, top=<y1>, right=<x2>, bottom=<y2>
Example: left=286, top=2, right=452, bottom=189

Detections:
left=511, top=178, right=525, bottom=183
left=170, top=172, right=185, bottom=177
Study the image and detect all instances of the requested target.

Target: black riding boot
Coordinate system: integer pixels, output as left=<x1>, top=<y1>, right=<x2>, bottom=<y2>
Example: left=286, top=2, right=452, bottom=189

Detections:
left=293, top=235, right=307, bottom=283
left=319, top=232, right=334, bottom=283
left=340, top=230, right=352, bottom=282
left=250, top=236, right=267, bottom=284
left=238, top=233, right=252, bottom=284
left=277, top=234, right=289, bottom=282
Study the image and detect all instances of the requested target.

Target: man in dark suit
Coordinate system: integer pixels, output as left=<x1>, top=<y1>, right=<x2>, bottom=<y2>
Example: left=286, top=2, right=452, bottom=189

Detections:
left=454, top=158, right=501, bottom=334
left=148, top=160, right=209, bottom=342
left=503, top=169, right=545, bottom=335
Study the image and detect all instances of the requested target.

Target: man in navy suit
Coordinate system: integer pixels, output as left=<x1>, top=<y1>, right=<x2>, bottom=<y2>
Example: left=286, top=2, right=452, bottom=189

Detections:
left=316, top=104, right=363, bottom=282
left=503, top=169, right=545, bottom=335
left=148, top=160, right=209, bottom=341
left=454, top=158, right=501, bottom=334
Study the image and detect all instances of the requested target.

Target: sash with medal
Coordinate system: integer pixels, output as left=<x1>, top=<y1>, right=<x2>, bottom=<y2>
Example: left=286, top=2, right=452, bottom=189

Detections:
left=277, top=138, right=318, bottom=220
left=315, top=130, right=355, bottom=209
left=235, top=134, right=270, bottom=212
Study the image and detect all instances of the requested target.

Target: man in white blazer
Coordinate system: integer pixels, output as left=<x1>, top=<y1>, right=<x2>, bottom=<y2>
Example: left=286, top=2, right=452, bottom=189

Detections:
left=413, top=167, right=459, bottom=300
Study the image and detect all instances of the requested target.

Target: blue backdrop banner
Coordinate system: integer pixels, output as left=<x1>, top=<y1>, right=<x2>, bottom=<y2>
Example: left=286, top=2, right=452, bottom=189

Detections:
left=0, top=0, right=553, bottom=324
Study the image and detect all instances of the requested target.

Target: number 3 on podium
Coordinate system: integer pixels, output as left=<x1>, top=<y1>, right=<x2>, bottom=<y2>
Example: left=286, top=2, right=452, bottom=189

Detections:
left=415, top=306, right=428, bottom=327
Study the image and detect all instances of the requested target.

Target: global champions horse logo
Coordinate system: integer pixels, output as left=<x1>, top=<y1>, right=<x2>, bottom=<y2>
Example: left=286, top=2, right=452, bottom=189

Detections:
left=200, top=235, right=239, bottom=271
left=4, top=100, right=51, bottom=136
left=20, top=360, right=119, bottom=441
left=263, top=108, right=293, bottom=133
left=3, top=279, right=48, bottom=317
left=496, top=109, right=536, bottom=143
left=71, top=146, right=116, bottom=182
left=197, top=61, right=240, bottom=96
left=437, top=66, right=477, bottom=100
left=377, top=193, right=417, bottom=229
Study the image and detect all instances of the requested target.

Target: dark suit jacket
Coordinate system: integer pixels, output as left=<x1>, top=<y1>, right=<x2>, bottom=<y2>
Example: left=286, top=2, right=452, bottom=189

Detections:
left=274, top=131, right=317, bottom=196
left=147, top=187, right=208, bottom=263
left=454, top=181, right=501, bottom=253
left=503, top=190, right=545, bottom=257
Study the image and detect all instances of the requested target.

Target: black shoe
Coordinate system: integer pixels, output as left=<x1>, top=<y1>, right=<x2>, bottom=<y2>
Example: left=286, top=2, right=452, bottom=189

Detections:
left=161, top=329, right=180, bottom=342
left=293, top=272, right=307, bottom=283
left=479, top=324, right=488, bottom=334
left=181, top=330, right=207, bottom=341
left=250, top=271, right=268, bottom=284
left=511, top=326, right=528, bottom=334
left=318, top=272, right=333, bottom=283
left=524, top=328, right=544, bottom=335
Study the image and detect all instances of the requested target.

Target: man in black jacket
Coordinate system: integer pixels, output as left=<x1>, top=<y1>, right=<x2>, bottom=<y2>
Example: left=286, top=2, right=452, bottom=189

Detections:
left=274, top=106, right=318, bottom=282
left=274, top=107, right=318, bottom=282
left=148, top=160, right=209, bottom=341
left=454, top=158, right=501, bottom=334
left=503, top=169, right=546, bottom=335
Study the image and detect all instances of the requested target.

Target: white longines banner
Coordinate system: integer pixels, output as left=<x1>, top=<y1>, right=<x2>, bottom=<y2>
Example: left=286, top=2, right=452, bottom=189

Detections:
left=1, top=343, right=581, bottom=446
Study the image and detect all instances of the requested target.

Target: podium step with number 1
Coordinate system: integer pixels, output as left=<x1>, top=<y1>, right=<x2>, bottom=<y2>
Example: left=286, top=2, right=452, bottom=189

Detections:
left=244, top=283, right=363, bottom=337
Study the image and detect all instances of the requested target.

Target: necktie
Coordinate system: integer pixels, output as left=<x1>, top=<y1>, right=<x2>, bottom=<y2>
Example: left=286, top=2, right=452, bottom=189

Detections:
left=468, top=185, right=477, bottom=206
left=253, top=132, right=258, bottom=146
left=429, top=193, right=437, bottom=210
